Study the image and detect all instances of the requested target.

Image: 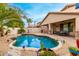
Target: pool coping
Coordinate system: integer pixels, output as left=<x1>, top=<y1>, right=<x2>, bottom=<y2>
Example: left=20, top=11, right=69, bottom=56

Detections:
left=9, top=34, right=62, bottom=51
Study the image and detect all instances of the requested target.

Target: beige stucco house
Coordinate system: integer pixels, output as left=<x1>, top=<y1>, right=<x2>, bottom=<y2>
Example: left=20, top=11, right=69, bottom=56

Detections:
left=40, top=4, right=79, bottom=37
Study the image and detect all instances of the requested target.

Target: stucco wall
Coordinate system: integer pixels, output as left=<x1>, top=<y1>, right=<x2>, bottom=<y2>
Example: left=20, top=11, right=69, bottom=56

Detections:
left=75, top=17, right=79, bottom=31
left=26, top=28, right=41, bottom=33
left=75, top=17, right=79, bottom=38
left=10, top=28, right=19, bottom=35
left=8, top=28, right=41, bottom=35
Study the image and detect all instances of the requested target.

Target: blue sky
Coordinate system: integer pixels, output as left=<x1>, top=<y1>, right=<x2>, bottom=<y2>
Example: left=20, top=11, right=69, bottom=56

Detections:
left=10, top=3, right=66, bottom=27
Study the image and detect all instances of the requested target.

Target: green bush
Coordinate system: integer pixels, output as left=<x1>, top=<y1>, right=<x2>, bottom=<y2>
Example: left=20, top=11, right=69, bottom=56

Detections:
left=38, top=42, right=56, bottom=56
left=39, top=49, right=56, bottom=56
left=18, top=28, right=25, bottom=34
left=69, top=47, right=79, bottom=52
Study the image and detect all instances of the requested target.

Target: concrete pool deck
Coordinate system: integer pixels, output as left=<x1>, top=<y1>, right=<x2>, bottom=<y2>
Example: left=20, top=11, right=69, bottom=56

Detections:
left=0, top=33, right=76, bottom=56
left=33, top=33, right=76, bottom=56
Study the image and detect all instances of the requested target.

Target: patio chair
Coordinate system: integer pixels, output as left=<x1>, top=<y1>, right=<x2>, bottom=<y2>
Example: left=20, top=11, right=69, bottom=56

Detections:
left=59, top=31, right=69, bottom=36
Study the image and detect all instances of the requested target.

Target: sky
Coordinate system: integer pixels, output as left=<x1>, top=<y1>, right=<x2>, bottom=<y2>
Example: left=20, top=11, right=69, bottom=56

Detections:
left=10, top=3, right=66, bottom=27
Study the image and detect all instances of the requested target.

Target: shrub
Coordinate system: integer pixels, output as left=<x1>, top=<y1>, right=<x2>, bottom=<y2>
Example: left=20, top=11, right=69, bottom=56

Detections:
left=39, top=48, right=56, bottom=56
left=69, top=47, right=79, bottom=52
left=38, top=42, right=56, bottom=56
left=18, top=28, right=25, bottom=34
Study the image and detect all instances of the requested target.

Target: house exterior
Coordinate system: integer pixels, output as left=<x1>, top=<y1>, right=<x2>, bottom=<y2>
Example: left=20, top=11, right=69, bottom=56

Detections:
left=40, top=4, right=79, bottom=37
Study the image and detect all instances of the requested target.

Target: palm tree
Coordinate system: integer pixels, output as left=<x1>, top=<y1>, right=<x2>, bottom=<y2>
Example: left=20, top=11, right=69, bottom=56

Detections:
left=26, top=18, right=32, bottom=27
left=5, top=20, right=24, bottom=28
left=0, top=3, right=26, bottom=36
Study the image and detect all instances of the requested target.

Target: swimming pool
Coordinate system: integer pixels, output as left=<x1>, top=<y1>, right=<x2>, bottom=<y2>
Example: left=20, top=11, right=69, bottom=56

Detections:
left=13, top=35, right=59, bottom=49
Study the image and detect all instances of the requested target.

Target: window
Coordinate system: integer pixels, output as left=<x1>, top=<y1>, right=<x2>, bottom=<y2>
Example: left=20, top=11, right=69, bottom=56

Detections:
left=60, top=22, right=73, bottom=32
left=75, top=3, right=79, bottom=9
left=63, top=24, right=68, bottom=32
left=60, top=24, right=63, bottom=31
left=68, top=22, right=73, bottom=32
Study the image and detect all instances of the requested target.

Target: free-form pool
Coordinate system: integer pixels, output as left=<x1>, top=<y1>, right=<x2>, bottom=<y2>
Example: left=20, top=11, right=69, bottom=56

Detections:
left=13, top=35, right=59, bottom=48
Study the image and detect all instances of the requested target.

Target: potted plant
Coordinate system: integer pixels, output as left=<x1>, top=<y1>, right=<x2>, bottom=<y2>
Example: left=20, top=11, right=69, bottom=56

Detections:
left=76, top=39, right=79, bottom=48
left=69, top=47, right=79, bottom=56
left=37, top=42, right=56, bottom=56
left=75, top=32, right=79, bottom=48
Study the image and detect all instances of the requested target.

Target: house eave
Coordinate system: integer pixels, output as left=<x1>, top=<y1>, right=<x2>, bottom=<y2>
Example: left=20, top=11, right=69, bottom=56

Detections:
left=41, top=12, right=79, bottom=26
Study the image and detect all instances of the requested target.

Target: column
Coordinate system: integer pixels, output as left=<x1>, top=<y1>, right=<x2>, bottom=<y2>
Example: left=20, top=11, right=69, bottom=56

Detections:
left=48, top=24, right=51, bottom=34
left=48, top=24, right=51, bottom=31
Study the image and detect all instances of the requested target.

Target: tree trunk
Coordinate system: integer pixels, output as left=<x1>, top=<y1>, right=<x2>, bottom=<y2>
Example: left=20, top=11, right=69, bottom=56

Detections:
left=0, top=26, right=4, bottom=37
left=28, top=23, right=30, bottom=28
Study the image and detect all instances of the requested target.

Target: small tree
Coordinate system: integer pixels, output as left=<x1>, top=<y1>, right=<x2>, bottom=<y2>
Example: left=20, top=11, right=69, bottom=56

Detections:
left=40, top=42, right=44, bottom=50
left=38, top=42, right=56, bottom=56
left=26, top=18, right=32, bottom=27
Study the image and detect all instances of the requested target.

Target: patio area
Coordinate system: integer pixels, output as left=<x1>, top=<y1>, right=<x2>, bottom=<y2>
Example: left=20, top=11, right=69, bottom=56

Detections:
left=0, top=33, right=76, bottom=56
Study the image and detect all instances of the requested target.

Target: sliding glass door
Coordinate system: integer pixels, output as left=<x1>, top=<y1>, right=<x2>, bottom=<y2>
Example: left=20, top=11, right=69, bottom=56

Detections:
left=60, top=22, right=73, bottom=32
left=63, top=24, right=68, bottom=32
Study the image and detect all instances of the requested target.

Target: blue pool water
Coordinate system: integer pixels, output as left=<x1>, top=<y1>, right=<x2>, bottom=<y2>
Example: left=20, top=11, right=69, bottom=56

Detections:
left=14, top=35, right=59, bottom=48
